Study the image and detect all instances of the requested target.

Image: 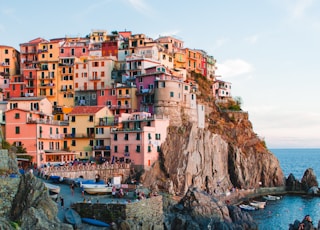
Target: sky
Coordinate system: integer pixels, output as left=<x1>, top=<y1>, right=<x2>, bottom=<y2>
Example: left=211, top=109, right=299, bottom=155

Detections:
left=1, top=0, right=320, bottom=148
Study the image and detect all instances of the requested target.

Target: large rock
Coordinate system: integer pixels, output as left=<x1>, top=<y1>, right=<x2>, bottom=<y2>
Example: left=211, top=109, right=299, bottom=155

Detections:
left=164, top=187, right=257, bottom=230
left=10, top=172, right=73, bottom=230
left=301, top=168, right=318, bottom=192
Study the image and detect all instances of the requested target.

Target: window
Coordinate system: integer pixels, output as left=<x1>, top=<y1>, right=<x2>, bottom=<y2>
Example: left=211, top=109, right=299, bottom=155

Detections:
left=5, top=49, right=8, bottom=54
left=114, top=145, right=118, bottom=153
left=15, top=126, right=20, bottom=134
left=157, top=146, right=161, bottom=152
left=50, top=127, right=52, bottom=135
left=148, top=133, right=151, bottom=140
left=155, top=133, right=161, bottom=140
left=71, top=116, right=75, bottom=122
left=15, top=113, right=20, bottom=119
left=101, top=61, right=104, bottom=67
left=114, top=134, right=118, bottom=141
left=148, top=146, right=151, bottom=152
left=49, top=45, right=53, bottom=49
left=49, top=53, right=53, bottom=58
left=89, top=140, right=93, bottom=146
left=89, top=116, right=93, bottom=122
left=136, top=133, right=140, bottom=140
left=82, top=48, right=86, bottom=53
left=136, top=145, right=141, bottom=152
left=124, top=133, right=129, bottom=140
left=71, top=140, right=76, bottom=146
left=170, top=92, right=174, bottom=97
left=125, top=145, right=129, bottom=152
left=185, top=85, right=188, bottom=91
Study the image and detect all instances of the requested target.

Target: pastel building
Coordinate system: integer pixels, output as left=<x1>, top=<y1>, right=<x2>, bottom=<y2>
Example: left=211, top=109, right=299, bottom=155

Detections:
left=212, top=80, right=232, bottom=99
left=0, top=45, right=20, bottom=77
left=110, top=111, right=169, bottom=170
left=66, top=106, right=113, bottom=160
left=5, top=108, right=71, bottom=167
left=74, top=56, right=116, bottom=106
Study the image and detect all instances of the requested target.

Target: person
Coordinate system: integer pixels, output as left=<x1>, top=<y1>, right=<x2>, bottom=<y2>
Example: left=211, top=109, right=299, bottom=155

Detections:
left=60, top=196, right=64, bottom=209
left=112, top=186, right=116, bottom=197
left=70, top=182, right=75, bottom=196
left=81, top=185, right=85, bottom=197
left=300, top=215, right=314, bottom=230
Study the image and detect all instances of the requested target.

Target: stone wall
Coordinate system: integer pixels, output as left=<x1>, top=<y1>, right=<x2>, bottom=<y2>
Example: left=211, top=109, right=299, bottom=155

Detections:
left=71, top=195, right=163, bottom=227
left=43, top=163, right=131, bottom=182
left=0, top=149, right=9, bottom=172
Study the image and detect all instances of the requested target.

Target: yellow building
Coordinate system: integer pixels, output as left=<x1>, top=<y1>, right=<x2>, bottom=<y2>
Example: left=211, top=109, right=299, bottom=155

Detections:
left=66, top=106, right=113, bottom=160
left=185, top=48, right=203, bottom=74
left=37, top=40, right=60, bottom=105
left=0, top=45, right=20, bottom=78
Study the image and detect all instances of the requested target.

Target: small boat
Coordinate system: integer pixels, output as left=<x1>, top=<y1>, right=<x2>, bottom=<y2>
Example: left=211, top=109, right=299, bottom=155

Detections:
left=81, top=217, right=110, bottom=227
left=249, top=201, right=266, bottom=209
left=44, top=182, right=61, bottom=194
left=263, top=195, right=281, bottom=201
left=81, top=183, right=112, bottom=195
left=50, top=175, right=63, bottom=183
left=239, top=204, right=256, bottom=211
left=65, top=208, right=82, bottom=227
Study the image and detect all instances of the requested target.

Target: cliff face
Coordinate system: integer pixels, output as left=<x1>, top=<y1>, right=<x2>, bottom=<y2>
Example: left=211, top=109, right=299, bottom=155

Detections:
left=142, top=76, right=284, bottom=196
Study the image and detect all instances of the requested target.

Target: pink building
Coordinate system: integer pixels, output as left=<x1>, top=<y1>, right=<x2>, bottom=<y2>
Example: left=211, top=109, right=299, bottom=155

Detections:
left=212, top=80, right=232, bottom=99
left=5, top=108, right=72, bottom=167
left=110, top=112, right=169, bottom=170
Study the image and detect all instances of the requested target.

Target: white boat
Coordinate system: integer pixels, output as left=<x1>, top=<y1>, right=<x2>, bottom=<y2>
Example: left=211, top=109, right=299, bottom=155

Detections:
left=44, top=182, right=61, bottom=194
left=263, top=195, right=281, bottom=201
left=249, top=201, right=266, bottom=209
left=239, top=204, right=256, bottom=211
left=81, top=183, right=113, bottom=195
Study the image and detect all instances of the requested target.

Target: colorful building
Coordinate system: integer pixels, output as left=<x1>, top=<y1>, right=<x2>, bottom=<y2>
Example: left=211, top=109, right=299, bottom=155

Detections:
left=110, top=111, right=169, bottom=170
left=66, top=106, right=114, bottom=160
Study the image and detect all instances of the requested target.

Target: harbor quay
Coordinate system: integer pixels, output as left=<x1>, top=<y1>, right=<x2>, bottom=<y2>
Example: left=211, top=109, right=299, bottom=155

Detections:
left=40, top=163, right=132, bottom=183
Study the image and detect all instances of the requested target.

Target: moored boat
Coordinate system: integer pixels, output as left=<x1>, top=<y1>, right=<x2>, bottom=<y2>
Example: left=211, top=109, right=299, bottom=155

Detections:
left=44, top=182, right=61, bottom=194
left=81, top=217, right=110, bottom=227
left=239, top=204, right=256, bottom=211
left=249, top=201, right=266, bottom=209
left=81, top=183, right=112, bottom=195
left=263, top=195, right=281, bottom=201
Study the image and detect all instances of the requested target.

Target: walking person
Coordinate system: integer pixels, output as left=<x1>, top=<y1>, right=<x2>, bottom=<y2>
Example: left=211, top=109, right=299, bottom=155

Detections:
left=70, top=182, right=75, bottom=196
left=60, top=196, right=64, bottom=209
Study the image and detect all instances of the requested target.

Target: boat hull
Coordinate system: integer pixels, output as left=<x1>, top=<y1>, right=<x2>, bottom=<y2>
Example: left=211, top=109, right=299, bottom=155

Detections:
left=82, top=184, right=112, bottom=194
left=81, top=218, right=110, bottom=227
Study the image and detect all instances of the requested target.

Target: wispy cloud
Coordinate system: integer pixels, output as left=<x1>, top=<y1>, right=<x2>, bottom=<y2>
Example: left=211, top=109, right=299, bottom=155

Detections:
left=216, top=59, right=254, bottom=79
left=127, top=0, right=150, bottom=12
left=290, top=0, right=314, bottom=19
left=244, top=34, right=259, bottom=44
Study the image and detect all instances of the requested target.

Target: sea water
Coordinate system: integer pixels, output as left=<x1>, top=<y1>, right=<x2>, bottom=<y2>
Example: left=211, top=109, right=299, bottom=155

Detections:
left=250, top=148, right=320, bottom=230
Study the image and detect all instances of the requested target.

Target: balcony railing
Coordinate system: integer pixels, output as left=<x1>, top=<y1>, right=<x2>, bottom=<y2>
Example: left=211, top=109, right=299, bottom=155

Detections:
left=93, top=145, right=110, bottom=150
left=65, top=133, right=95, bottom=138
left=117, top=94, right=131, bottom=99
left=89, top=76, right=101, bottom=81
left=27, top=118, right=69, bottom=126
left=108, top=104, right=131, bottom=110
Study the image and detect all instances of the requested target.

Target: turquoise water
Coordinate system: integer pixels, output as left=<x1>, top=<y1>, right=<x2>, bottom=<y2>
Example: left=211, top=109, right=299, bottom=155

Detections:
left=250, top=148, right=320, bottom=229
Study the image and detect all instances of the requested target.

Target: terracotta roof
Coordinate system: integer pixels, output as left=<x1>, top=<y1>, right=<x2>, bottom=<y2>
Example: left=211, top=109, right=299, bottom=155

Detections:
left=69, top=106, right=105, bottom=115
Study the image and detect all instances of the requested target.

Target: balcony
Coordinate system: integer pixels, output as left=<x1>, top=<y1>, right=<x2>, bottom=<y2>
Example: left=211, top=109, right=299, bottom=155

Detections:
left=27, top=118, right=69, bottom=126
left=136, top=89, right=154, bottom=95
left=0, top=62, right=9, bottom=66
left=65, top=133, right=95, bottom=138
left=117, top=94, right=131, bottom=99
left=108, top=104, right=131, bottom=110
left=39, top=83, right=55, bottom=87
left=25, top=84, right=35, bottom=89
left=93, top=146, right=110, bottom=151
left=89, top=76, right=101, bottom=81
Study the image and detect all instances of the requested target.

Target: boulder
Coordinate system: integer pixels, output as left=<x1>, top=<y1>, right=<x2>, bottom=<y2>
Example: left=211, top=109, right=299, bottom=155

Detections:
left=301, top=168, right=318, bottom=192
left=286, top=173, right=301, bottom=191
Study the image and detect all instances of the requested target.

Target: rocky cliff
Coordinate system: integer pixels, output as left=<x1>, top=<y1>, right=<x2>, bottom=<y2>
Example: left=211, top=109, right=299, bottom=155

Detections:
left=141, top=75, right=285, bottom=228
left=0, top=149, right=72, bottom=230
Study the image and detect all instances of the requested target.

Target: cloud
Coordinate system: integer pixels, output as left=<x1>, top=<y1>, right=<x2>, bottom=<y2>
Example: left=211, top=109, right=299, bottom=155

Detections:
left=216, top=59, right=254, bottom=79
left=290, top=0, right=314, bottom=18
left=213, top=38, right=228, bottom=49
left=244, top=34, right=259, bottom=44
left=127, top=0, right=150, bottom=13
